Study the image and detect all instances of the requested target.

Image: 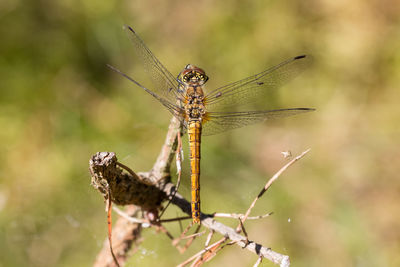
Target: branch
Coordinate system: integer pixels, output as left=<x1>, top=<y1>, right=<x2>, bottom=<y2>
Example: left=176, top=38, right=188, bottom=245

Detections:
left=90, top=152, right=291, bottom=267
left=238, top=149, right=311, bottom=228
left=163, top=182, right=290, bottom=266
left=89, top=116, right=308, bottom=267
left=150, top=116, right=182, bottom=183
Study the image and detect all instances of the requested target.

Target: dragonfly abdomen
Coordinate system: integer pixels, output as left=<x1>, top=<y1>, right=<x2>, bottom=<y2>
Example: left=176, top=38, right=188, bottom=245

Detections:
left=188, top=120, right=202, bottom=223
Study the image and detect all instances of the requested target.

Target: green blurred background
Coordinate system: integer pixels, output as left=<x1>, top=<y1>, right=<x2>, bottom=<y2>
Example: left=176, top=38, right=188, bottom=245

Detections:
left=1, top=0, right=399, bottom=266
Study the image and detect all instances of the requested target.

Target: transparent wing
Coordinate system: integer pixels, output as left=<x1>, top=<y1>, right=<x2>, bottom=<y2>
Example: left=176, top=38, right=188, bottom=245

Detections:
left=202, top=108, right=315, bottom=136
left=107, top=64, right=186, bottom=124
left=123, top=25, right=183, bottom=104
left=204, top=55, right=311, bottom=111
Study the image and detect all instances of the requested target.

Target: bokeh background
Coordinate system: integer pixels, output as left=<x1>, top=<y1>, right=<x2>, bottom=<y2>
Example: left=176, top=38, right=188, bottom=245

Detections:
left=1, top=0, right=399, bottom=266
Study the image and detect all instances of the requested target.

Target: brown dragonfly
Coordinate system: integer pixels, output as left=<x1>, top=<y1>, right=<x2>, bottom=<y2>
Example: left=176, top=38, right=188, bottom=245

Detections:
left=108, top=26, right=314, bottom=223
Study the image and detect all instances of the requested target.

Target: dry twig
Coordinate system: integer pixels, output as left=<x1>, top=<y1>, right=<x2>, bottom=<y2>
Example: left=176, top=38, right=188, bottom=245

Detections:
left=254, top=255, right=263, bottom=267
left=237, top=148, right=311, bottom=232
left=213, top=212, right=273, bottom=220
left=177, top=237, right=228, bottom=267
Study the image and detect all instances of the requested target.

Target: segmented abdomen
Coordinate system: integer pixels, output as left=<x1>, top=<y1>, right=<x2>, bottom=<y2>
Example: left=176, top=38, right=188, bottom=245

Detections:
left=188, top=120, right=202, bottom=223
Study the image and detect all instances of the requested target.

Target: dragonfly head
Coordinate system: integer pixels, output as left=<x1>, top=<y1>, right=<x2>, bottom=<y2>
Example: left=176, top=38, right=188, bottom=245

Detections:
left=179, top=64, right=209, bottom=86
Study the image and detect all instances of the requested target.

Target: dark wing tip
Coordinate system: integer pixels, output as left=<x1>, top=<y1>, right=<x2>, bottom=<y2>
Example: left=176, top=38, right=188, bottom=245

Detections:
left=123, top=25, right=135, bottom=33
left=294, top=55, right=307, bottom=60
left=288, top=107, right=316, bottom=112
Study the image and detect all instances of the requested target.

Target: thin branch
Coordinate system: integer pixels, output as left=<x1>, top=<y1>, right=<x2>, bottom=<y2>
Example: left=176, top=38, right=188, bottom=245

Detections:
left=181, top=231, right=206, bottom=240
left=205, top=230, right=214, bottom=247
left=93, top=206, right=142, bottom=267
left=150, top=116, right=182, bottom=183
left=158, top=131, right=183, bottom=219
left=253, top=256, right=263, bottom=267
left=173, top=223, right=202, bottom=254
left=112, top=206, right=149, bottom=226
left=107, top=188, right=121, bottom=267
left=238, top=149, right=311, bottom=230
left=177, top=238, right=228, bottom=267
left=213, top=212, right=273, bottom=220
left=238, top=218, right=249, bottom=244
left=181, top=224, right=202, bottom=253
left=173, top=223, right=194, bottom=246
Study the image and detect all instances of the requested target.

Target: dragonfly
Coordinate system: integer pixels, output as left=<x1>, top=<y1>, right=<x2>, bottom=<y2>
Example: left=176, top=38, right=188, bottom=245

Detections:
left=108, top=26, right=315, bottom=224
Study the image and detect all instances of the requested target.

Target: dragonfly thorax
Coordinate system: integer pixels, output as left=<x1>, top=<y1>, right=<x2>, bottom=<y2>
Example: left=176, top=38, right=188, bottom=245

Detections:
left=184, top=92, right=206, bottom=120
left=180, top=63, right=207, bottom=120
